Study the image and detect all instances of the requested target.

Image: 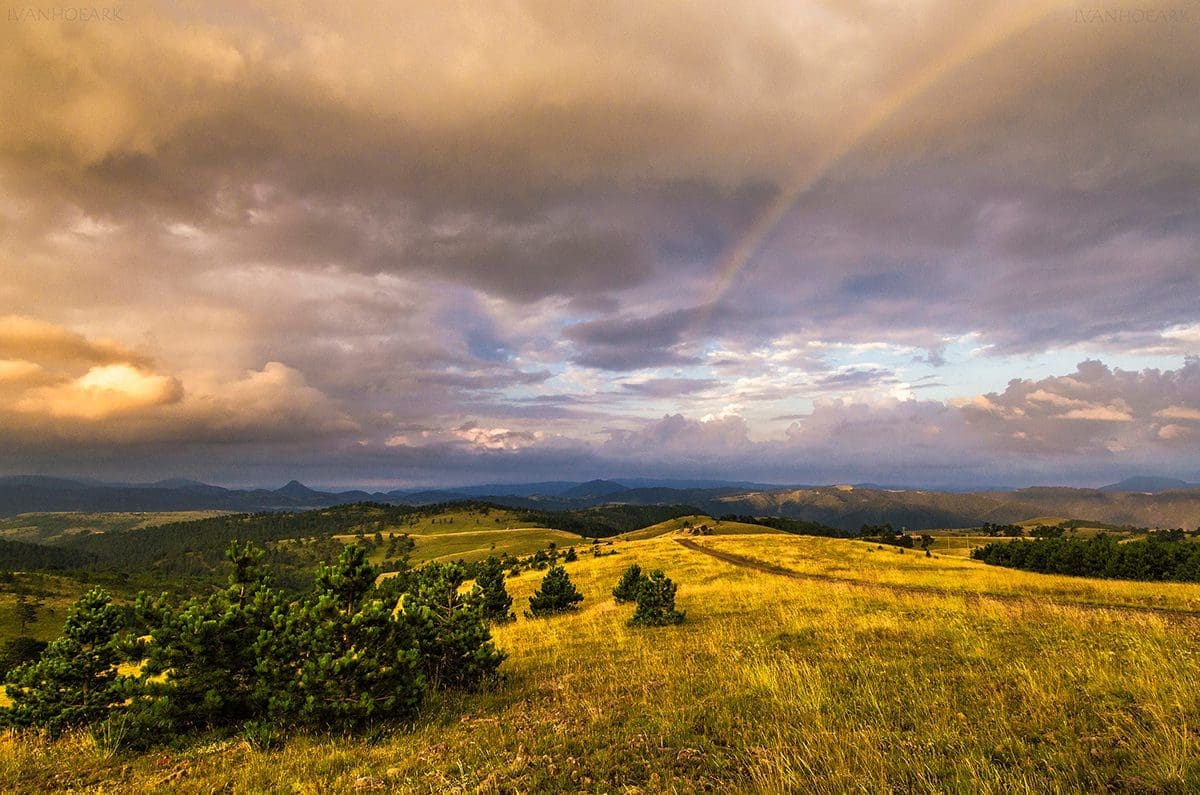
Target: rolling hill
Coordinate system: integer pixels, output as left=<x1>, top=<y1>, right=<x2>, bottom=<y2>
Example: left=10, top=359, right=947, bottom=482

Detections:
left=5, top=528, right=1200, bottom=791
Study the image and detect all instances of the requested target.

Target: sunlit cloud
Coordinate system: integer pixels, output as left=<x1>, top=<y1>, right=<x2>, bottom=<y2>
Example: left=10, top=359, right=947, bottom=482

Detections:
left=0, top=2, right=1196, bottom=486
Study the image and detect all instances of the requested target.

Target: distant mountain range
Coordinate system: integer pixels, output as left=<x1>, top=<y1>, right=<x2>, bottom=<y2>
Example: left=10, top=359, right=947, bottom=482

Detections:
left=1097, top=476, right=1200, bottom=493
left=1, top=475, right=1197, bottom=530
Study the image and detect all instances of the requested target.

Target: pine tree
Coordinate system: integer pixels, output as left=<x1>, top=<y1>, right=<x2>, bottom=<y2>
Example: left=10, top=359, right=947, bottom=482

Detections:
left=526, top=565, right=584, bottom=617
left=476, top=556, right=515, bottom=623
left=271, top=545, right=426, bottom=730
left=13, top=592, right=38, bottom=634
left=400, top=562, right=505, bottom=690
left=135, top=541, right=284, bottom=731
left=612, top=563, right=645, bottom=603
left=563, top=547, right=578, bottom=563
left=2, top=588, right=130, bottom=735
left=629, top=570, right=685, bottom=627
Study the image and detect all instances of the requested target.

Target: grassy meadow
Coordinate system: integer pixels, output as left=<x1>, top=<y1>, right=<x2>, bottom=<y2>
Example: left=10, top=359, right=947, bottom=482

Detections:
left=4, top=527, right=1200, bottom=793
left=617, top=514, right=784, bottom=541
left=332, top=507, right=582, bottom=564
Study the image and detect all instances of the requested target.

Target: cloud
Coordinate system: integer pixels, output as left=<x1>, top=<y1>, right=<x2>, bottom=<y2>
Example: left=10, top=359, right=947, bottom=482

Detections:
left=0, top=315, right=149, bottom=368
left=0, top=4, right=1197, bottom=486
left=1061, top=406, right=1133, bottom=422
left=959, top=359, right=1200, bottom=455
left=1156, top=405, right=1200, bottom=422
left=0, top=318, right=354, bottom=448
left=15, top=363, right=182, bottom=420
left=563, top=305, right=737, bottom=370
left=605, top=413, right=753, bottom=459
left=621, top=378, right=720, bottom=398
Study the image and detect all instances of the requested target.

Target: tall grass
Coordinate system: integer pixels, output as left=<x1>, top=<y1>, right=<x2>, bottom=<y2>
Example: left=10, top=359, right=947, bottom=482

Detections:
left=3, top=533, right=1199, bottom=792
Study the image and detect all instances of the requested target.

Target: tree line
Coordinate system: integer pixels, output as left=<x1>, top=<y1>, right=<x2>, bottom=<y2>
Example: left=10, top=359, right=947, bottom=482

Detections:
left=972, top=533, right=1200, bottom=582
left=0, top=539, right=97, bottom=571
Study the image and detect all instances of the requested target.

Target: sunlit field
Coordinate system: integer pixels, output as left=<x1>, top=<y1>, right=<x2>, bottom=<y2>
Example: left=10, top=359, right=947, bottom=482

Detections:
left=332, top=507, right=582, bottom=564
left=617, top=514, right=784, bottom=541
left=5, top=531, right=1199, bottom=793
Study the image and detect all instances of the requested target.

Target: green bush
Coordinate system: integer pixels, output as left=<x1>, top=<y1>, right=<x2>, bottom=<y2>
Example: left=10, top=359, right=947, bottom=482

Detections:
left=5, top=540, right=505, bottom=743
left=134, top=541, right=284, bottom=732
left=2, top=588, right=132, bottom=736
left=612, top=563, right=645, bottom=603
left=264, top=545, right=426, bottom=730
left=400, top=562, right=505, bottom=691
left=527, top=565, right=584, bottom=617
left=629, top=570, right=685, bottom=627
left=476, top=556, right=515, bottom=624
left=0, top=636, right=48, bottom=679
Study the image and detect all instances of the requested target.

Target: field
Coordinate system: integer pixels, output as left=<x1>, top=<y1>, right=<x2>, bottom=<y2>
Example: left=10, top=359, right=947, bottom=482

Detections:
left=0, top=574, right=103, bottom=646
left=4, top=528, right=1200, bottom=793
left=331, top=507, right=583, bottom=564
left=0, top=512, right=227, bottom=545
left=617, top=514, right=784, bottom=541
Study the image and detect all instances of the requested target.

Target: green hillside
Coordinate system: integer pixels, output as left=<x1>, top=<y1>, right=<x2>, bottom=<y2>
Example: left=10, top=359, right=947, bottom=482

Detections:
left=4, top=524, right=1200, bottom=792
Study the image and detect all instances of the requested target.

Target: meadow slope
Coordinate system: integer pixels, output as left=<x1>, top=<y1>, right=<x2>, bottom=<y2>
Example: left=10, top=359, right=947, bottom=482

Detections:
left=4, top=532, right=1200, bottom=793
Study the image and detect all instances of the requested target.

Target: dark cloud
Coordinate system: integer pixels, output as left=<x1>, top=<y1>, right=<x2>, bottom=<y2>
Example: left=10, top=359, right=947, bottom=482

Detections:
left=0, top=3, right=1197, bottom=486
left=563, top=305, right=725, bottom=371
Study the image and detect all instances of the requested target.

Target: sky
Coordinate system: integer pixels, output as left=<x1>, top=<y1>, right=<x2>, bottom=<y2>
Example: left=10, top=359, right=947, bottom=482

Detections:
left=0, top=0, right=1197, bottom=489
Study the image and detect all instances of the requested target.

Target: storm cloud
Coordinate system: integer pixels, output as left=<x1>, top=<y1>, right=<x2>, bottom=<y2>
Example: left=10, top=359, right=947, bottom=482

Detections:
left=1, top=1, right=1197, bottom=487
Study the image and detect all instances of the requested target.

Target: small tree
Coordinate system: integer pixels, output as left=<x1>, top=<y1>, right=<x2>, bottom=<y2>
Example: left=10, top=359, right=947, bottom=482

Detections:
left=476, top=556, right=514, bottom=623
left=135, top=541, right=284, bottom=732
left=563, top=547, right=578, bottom=563
left=400, top=562, right=505, bottom=691
left=612, top=563, right=645, bottom=603
left=14, top=592, right=39, bottom=634
left=526, top=565, right=583, bottom=617
left=629, top=570, right=685, bottom=627
left=2, top=588, right=130, bottom=735
left=271, top=545, right=426, bottom=730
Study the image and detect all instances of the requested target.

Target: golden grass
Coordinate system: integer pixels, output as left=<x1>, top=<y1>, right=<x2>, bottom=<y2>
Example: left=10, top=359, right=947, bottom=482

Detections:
left=4, top=533, right=1200, bottom=792
left=618, top=514, right=784, bottom=541
left=332, top=508, right=574, bottom=564
left=405, top=527, right=583, bottom=564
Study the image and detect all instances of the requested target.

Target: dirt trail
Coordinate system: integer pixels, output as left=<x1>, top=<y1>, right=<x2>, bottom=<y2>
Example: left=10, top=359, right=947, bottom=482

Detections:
left=674, top=537, right=1200, bottom=623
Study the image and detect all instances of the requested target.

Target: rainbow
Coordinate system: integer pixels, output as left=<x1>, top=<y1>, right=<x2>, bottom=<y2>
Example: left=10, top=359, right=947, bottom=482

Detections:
left=698, top=0, right=1069, bottom=317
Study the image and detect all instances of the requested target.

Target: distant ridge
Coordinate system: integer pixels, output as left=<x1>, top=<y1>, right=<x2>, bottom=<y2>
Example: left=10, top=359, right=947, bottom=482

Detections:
left=1099, top=476, right=1199, bottom=493
left=560, top=479, right=628, bottom=499
left=0, top=475, right=1198, bottom=529
left=275, top=480, right=321, bottom=499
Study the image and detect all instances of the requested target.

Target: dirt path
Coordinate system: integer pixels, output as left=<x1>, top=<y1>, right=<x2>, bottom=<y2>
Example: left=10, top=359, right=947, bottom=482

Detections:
left=674, top=537, right=1200, bottom=623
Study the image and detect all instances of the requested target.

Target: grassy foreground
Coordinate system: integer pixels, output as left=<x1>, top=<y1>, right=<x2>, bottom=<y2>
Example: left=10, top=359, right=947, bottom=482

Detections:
left=4, top=533, right=1200, bottom=793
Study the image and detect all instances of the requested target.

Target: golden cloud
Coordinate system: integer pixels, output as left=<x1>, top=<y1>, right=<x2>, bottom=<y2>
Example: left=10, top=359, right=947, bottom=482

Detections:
left=0, top=315, right=149, bottom=368
left=15, top=363, right=183, bottom=420
left=1155, top=405, right=1200, bottom=422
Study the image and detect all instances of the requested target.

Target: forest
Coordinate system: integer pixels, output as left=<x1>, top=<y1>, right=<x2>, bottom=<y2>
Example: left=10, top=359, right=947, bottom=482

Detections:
left=973, top=531, right=1200, bottom=581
